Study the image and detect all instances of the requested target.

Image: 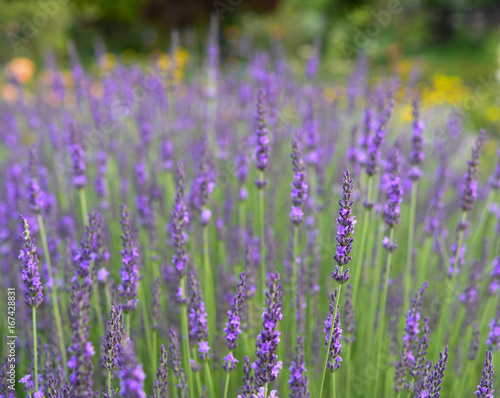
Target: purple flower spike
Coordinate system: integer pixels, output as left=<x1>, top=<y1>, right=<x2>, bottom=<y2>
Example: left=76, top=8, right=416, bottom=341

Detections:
left=240, top=356, right=255, bottom=397
left=344, top=284, right=355, bottom=344
left=332, top=170, right=356, bottom=284
left=19, top=216, right=43, bottom=309
left=102, top=305, right=125, bottom=372
left=365, top=100, right=394, bottom=177
left=461, top=130, right=486, bottom=212
left=169, top=328, right=188, bottom=397
left=69, top=124, right=86, bottom=189
left=191, top=135, right=215, bottom=226
left=384, top=148, right=403, bottom=229
left=288, top=336, right=310, bottom=398
left=68, top=281, right=94, bottom=397
left=171, top=161, right=189, bottom=279
left=394, top=282, right=428, bottom=392
left=151, top=344, right=169, bottom=398
left=486, top=304, right=500, bottom=352
left=474, top=350, right=494, bottom=398
left=224, top=272, right=247, bottom=351
left=188, top=271, right=210, bottom=360
left=416, top=346, right=449, bottom=398
left=223, top=352, right=238, bottom=373
left=489, top=148, right=500, bottom=190
left=253, top=272, right=283, bottom=386
left=468, top=323, right=480, bottom=360
left=119, top=340, right=146, bottom=398
left=27, top=146, right=45, bottom=214
left=289, top=135, right=308, bottom=226
left=409, top=95, right=425, bottom=180
left=254, top=89, right=270, bottom=189
left=118, top=205, right=140, bottom=313
left=324, top=289, right=343, bottom=373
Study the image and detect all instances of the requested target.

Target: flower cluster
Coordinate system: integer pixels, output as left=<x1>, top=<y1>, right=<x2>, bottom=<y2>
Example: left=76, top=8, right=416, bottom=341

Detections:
left=171, top=161, right=190, bottom=279
left=324, top=289, right=343, bottom=373
left=19, top=216, right=43, bottom=308
left=254, top=89, right=270, bottom=189
left=289, top=136, right=308, bottom=225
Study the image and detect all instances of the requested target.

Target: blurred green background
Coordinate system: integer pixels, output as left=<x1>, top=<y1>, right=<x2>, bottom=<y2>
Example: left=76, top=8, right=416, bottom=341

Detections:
left=1, top=0, right=500, bottom=125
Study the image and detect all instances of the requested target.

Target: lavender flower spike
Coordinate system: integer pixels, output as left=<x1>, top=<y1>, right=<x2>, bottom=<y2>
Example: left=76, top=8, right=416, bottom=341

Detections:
left=254, top=89, right=270, bottom=189
left=474, top=350, right=494, bottom=398
left=289, top=135, right=308, bottom=225
left=324, top=289, right=343, bottom=373
left=253, top=272, right=283, bottom=386
left=461, top=130, right=486, bottom=212
left=188, top=271, right=210, bottom=361
left=27, top=146, right=45, bottom=214
left=151, top=344, right=169, bottom=398
left=383, top=148, right=403, bottom=252
left=365, top=100, right=394, bottom=177
left=288, top=336, right=310, bottom=398
left=69, top=124, right=86, bottom=189
left=171, top=161, right=189, bottom=279
left=332, top=170, right=356, bottom=284
left=169, top=328, right=188, bottom=397
left=409, top=95, right=425, bottom=181
left=19, top=216, right=43, bottom=308
left=102, top=305, right=125, bottom=372
left=118, top=205, right=140, bottom=313
left=224, top=272, right=247, bottom=351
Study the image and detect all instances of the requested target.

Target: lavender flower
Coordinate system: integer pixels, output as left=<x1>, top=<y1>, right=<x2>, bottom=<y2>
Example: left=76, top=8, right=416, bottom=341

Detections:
left=27, top=146, right=44, bottom=214
left=474, top=350, right=494, bottom=398
left=102, top=305, right=125, bottom=372
left=188, top=271, right=210, bottom=360
left=394, top=282, right=428, bottom=392
left=365, top=100, right=394, bottom=176
left=324, top=289, right=342, bottom=373
left=151, top=344, right=168, bottom=398
left=239, top=356, right=255, bottom=397
left=69, top=124, right=86, bottom=189
left=118, top=205, right=140, bottom=313
left=486, top=304, right=500, bottom=352
left=253, top=272, right=283, bottom=386
left=409, top=95, right=425, bottom=180
left=289, top=136, right=308, bottom=225
left=150, top=278, right=161, bottom=331
left=489, top=148, right=500, bottom=190
left=332, top=170, right=356, bottom=284
left=236, top=151, right=249, bottom=202
left=416, top=346, right=449, bottom=398
left=171, top=162, right=189, bottom=279
left=384, top=148, right=403, bottom=228
left=344, top=284, right=355, bottom=344
left=223, top=352, right=238, bottom=373
left=288, top=336, right=310, bottom=398
left=68, top=281, right=94, bottom=397
left=94, top=150, right=108, bottom=206
left=119, top=340, right=146, bottom=398
left=191, top=135, right=215, bottom=226
left=224, top=272, right=247, bottom=351
left=461, top=130, right=486, bottom=212
left=19, top=216, right=43, bottom=308
left=468, top=323, right=480, bottom=360
left=409, top=317, right=430, bottom=384
left=254, top=89, right=270, bottom=189
left=168, top=328, right=187, bottom=397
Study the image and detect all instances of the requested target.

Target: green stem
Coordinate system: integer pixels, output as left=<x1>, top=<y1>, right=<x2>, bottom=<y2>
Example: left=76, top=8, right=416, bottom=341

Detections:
left=404, top=182, right=418, bottom=312
left=346, top=343, right=353, bottom=398
left=317, top=270, right=343, bottom=398
left=259, top=176, right=266, bottom=309
left=204, top=360, right=216, bottom=398
left=79, top=188, right=89, bottom=226
left=180, top=277, right=194, bottom=396
left=152, top=329, right=158, bottom=380
left=126, top=313, right=131, bottom=338
left=107, top=370, right=111, bottom=397
left=291, top=225, right=298, bottom=356
left=203, top=225, right=215, bottom=348
left=32, top=307, right=38, bottom=391
left=36, top=214, right=68, bottom=378
left=373, top=228, right=395, bottom=398
left=332, top=372, right=336, bottom=398
left=223, top=370, right=231, bottom=398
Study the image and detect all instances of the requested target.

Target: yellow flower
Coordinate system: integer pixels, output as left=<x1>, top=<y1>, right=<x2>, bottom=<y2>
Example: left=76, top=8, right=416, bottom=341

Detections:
left=5, top=57, right=35, bottom=84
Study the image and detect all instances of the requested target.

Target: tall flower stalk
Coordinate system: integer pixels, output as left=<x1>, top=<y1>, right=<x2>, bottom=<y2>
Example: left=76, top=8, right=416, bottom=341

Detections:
left=373, top=148, right=403, bottom=397
left=20, top=216, right=43, bottom=392
left=405, top=95, right=424, bottom=312
left=254, top=89, right=270, bottom=309
left=28, top=148, right=68, bottom=378
left=170, top=161, right=194, bottom=395
left=318, top=170, right=355, bottom=398
left=289, top=135, right=308, bottom=349
left=69, top=124, right=88, bottom=226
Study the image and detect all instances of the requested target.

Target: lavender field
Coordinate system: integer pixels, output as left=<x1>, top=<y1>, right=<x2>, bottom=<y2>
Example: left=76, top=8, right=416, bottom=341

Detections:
left=1, top=19, right=500, bottom=398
